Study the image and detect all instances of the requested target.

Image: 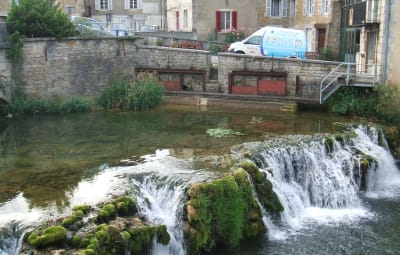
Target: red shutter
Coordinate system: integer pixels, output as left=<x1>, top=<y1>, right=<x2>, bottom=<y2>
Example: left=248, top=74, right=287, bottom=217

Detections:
left=232, top=11, right=238, bottom=30
left=216, top=11, right=221, bottom=31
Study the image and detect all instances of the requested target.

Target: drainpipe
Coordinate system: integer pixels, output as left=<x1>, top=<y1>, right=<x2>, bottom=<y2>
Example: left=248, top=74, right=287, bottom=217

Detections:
left=382, top=0, right=391, bottom=84
left=256, top=0, right=259, bottom=29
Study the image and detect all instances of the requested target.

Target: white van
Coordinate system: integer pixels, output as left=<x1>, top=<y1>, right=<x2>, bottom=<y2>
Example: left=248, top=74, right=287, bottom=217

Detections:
left=228, top=26, right=306, bottom=58
left=227, top=27, right=268, bottom=56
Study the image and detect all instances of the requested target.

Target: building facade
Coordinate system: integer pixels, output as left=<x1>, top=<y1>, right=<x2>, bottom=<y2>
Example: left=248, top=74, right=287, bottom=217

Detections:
left=258, top=0, right=341, bottom=60
left=87, top=0, right=163, bottom=32
left=167, top=0, right=258, bottom=41
left=386, top=0, right=400, bottom=87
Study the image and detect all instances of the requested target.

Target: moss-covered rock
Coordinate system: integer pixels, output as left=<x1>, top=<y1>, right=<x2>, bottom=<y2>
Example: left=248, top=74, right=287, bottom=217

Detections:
left=184, top=168, right=265, bottom=254
left=240, top=161, right=284, bottom=214
left=384, top=126, right=400, bottom=158
left=354, top=153, right=376, bottom=190
left=27, top=226, right=67, bottom=248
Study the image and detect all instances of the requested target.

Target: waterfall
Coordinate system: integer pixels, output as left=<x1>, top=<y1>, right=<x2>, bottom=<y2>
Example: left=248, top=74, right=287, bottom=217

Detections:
left=122, top=151, right=214, bottom=255
left=251, top=126, right=400, bottom=238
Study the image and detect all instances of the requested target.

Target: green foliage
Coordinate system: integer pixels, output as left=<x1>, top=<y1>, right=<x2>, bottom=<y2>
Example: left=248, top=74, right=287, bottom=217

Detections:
left=96, top=80, right=131, bottom=109
left=327, top=87, right=379, bottom=116
left=327, top=85, right=400, bottom=126
left=320, top=46, right=333, bottom=61
left=96, top=74, right=163, bottom=111
left=206, top=128, right=243, bottom=138
left=27, top=226, right=67, bottom=248
left=6, top=0, right=75, bottom=38
left=6, top=31, right=23, bottom=60
left=209, top=43, right=222, bottom=54
left=185, top=169, right=265, bottom=254
left=224, top=28, right=246, bottom=43
left=2, top=94, right=91, bottom=117
left=129, top=75, right=164, bottom=111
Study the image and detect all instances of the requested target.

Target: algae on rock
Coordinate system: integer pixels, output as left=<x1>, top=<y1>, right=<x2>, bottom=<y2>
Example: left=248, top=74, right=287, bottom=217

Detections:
left=184, top=168, right=266, bottom=254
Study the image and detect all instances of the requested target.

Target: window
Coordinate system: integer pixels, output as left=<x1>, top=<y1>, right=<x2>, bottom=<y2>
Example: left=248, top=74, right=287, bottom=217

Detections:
left=304, top=0, right=315, bottom=15
left=266, top=0, right=288, bottom=17
left=216, top=11, right=237, bottom=32
left=183, top=9, right=188, bottom=29
left=125, top=0, right=142, bottom=9
left=290, top=0, right=296, bottom=17
left=318, top=0, right=330, bottom=15
left=95, top=0, right=112, bottom=10
left=246, top=36, right=262, bottom=45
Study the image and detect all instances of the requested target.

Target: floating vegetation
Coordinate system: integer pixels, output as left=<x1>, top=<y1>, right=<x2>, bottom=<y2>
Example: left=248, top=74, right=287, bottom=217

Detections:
left=250, top=116, right=263, bottom=124
left=206, top=128, right=244, bottom=138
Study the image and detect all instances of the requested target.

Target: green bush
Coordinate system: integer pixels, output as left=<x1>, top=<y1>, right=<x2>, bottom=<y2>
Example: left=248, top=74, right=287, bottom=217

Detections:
left=129, top=76, right=164, bottom=111
left=7, top=0, right=75, bottom=38
left=96, top=80, right=132, bottom=110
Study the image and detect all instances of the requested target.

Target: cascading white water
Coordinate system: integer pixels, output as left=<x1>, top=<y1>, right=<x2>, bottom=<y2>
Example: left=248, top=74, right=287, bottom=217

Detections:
left=252, top=126, right=400, bottom=238
left=121, top=150, right=214, bottom=255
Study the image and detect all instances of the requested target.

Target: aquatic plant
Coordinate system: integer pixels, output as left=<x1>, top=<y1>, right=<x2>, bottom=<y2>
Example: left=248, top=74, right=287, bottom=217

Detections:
left=206, top=128, right=244, bottom=138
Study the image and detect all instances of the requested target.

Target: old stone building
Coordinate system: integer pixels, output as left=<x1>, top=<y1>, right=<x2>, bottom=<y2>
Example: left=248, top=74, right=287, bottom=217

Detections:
left=258, top=0, right=341, bottom=60
left=54, top=0, right=85, bottom=16
left=386, top=0, right=400, bottom=87
left=87, top=0, right=163, bottom=32
left=166, top=0, right=258, bottom=41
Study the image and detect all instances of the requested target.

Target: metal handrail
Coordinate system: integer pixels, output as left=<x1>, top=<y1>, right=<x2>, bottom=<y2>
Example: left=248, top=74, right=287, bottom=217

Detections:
left=320, top=62, right=382, bottom=104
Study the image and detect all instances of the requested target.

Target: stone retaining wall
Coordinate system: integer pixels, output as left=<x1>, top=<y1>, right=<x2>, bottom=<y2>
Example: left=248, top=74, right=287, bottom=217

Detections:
left=12, top=38, right=340, bottom=101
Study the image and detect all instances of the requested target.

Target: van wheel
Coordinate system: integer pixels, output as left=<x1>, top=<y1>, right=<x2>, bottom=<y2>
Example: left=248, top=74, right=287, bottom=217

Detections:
left=236, top=51, right=245, bottom=54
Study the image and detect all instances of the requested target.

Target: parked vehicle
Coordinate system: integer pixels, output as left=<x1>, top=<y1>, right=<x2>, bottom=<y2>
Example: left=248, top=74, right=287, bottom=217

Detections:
left=228, top=27, right=267, bottom=56
left=228, top=26, right=306, bottom=58
left=261, top=27, right=306, bottom=59
left=71, top=16, right=114, bottom=37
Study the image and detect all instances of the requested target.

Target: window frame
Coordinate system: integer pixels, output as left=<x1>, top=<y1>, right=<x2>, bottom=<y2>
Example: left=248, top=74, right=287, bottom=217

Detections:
left=304, top=0, right=315, bottom=16
left=124, top=0, right=142, bottom=10
left=266, top=0, right=288, bottom=17
left=95, top=0, right=113, bottom=11
left=216, top=10, right=237, bottom=32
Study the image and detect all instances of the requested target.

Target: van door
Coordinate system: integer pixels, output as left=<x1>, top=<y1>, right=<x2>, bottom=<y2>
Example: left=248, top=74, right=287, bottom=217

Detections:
left=243, top=36, right=262, bottom=56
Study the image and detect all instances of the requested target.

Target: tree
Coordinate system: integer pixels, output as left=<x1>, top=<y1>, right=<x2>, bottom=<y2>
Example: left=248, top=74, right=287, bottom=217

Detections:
left=6, top=0, right=75, bottom=38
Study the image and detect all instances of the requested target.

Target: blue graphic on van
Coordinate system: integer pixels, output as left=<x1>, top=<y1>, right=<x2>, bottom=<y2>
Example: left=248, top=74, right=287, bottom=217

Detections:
left=261, top=27, right=306, bottom=59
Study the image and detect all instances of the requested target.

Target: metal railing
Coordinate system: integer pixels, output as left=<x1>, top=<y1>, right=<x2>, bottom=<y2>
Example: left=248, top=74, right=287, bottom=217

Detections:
left=320, top=62, right=382, bottom=104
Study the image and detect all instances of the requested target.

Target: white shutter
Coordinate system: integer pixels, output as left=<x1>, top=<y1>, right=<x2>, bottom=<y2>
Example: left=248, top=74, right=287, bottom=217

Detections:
left=310, top=0, right=314, bottom=15
left=266, top=0, right=271, bottom=16
left=304, top=0, right=308, bottom=15
left=318, top=0, right=322, bottom=15
left=138, top=0, right=143, bottom=9
left=125, top=0, right=129, bottom=9
left=109, top=0, right=113, bottom=10
left=282, top=0, right=288, bottom=17
left=95, top=0, right=100, bottom=10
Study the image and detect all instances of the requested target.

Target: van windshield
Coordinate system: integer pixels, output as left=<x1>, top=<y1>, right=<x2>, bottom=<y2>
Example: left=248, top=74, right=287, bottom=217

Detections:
left=245, top=36, right=262, bottom=45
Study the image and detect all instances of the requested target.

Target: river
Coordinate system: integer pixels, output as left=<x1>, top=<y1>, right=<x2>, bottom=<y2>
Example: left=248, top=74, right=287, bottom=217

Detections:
left=0, top=104, right=399, bottom=254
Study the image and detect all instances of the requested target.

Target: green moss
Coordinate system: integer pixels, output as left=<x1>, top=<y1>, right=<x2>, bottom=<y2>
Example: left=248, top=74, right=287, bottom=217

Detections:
left=27, top=226, right=67, bottom=248
left=324, top=137, right=334, bottom=153
left=384, top=127, right=400, bottom=157
left=129, top=226, right=157, bottom=253
left=79, top=249, right=96, bottom=255
left=185, top=169, right=265, bottom=254
left=156, top=225, right=170, bottom=245
left=96, top=229, right=111, bottom=245
left=61, top=214, right=78, bottom=228
left=241, top=162, right=283, bottom=214
left=71, top=234, right=82, bottom=248
left=112, top=196, right=137, bottom=216
left=73, top=205, right=91, bottom=214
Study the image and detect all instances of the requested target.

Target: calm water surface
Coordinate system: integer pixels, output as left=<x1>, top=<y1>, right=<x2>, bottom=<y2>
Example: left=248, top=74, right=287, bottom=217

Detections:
left=1, top=104, right=399, bottom=255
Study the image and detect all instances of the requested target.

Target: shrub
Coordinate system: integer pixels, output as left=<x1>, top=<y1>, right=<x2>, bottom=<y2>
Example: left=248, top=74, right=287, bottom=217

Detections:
left=224, top=28, right=246, bottom=43
left=7, top=0, right=75, bottom=39
left=96, top=80, right=132, bottom=110
left=129, top=74, right=163, bottom=111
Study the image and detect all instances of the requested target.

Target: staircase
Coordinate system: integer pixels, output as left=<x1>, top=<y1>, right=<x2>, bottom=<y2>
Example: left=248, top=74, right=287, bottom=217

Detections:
left=319, top=63, right=381, bottom=104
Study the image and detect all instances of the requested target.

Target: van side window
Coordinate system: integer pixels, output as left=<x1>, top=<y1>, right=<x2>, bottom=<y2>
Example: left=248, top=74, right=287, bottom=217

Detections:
left=245, top=36, right=262, bottom=45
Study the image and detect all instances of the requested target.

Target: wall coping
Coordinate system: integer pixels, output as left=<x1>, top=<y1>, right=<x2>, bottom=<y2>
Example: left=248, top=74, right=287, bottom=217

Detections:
left=218, top=52, right=342, bottom=65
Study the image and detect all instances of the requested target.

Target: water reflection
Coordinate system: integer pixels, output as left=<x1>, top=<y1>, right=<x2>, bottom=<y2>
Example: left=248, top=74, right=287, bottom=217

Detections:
left=0, top=105, right=353, bottom=209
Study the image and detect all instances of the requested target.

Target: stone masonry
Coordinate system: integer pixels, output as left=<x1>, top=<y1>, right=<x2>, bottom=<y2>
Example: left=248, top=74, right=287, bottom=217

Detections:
left=7, top=38, right=347, bottom=102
